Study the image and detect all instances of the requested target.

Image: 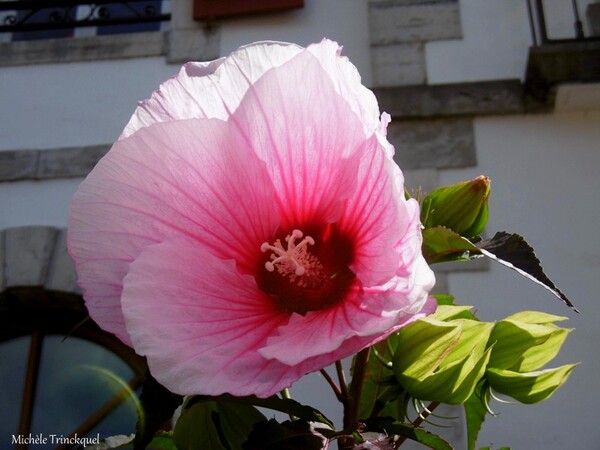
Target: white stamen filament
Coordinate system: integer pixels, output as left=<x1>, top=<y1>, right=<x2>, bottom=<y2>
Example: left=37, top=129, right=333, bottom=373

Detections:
left=261, top=229, right=316, bottom=277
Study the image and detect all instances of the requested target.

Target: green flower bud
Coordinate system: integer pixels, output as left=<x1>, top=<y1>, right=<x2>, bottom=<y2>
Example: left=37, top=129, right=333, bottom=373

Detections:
left=393, top=310, right=494, bottom=405
left=486, top=364, right=577, bottom=404
left=486, top=311, right=576, bottom=404
left=421, top=176, right=490, bottom=238
left=488, top=311, right=572, bottom=372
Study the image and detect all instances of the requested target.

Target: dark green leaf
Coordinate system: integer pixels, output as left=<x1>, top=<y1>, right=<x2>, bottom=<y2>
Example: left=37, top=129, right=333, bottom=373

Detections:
left=242, top=419, right=328, bottom=450
left=422, top=227, right=481, bottom=264
left=185, top=394, right=334, bottom=429
left=134, top=371, right=183, bottom=450
left=464, top=384, right=488, bottom=450
left=173, top=401, right=227, bottom=450
left=477, top=232, right=577, bottom=312
left=173, top=399, right=266, bottom=450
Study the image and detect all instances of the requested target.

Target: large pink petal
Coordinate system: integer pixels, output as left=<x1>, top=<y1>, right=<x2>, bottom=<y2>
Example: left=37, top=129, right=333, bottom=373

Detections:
left=306, top=39, right=382, bottom=140
left=121, top=235, right=303, bottom=397
left=121, top=41, right=304, bottom=138
left=122, top=40, right=385, bottom=143
left=68, top=118, right=278, bottom=345
left=230, top=48, right=370, bottom=228
left=334, top=134, right=411, bottom=287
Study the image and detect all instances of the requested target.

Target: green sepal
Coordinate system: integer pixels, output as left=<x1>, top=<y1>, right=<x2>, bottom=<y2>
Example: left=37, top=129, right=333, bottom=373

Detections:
left=502, top=311, right=568, bottom=325
left=486, top=364, right=578, bottom=404
left=431, top=304, right=477, bottom=322
left=393, top=318, right=462, bottom=380
left=394, top=319, right=494, bottom=404
left=489, top=313, right=572, bottom=372
left=406, top=343, right=492, bottom=405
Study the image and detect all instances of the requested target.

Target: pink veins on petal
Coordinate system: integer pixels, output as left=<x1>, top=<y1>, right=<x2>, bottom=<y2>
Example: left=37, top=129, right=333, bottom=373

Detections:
left=67, top=39, right=436, bottom=398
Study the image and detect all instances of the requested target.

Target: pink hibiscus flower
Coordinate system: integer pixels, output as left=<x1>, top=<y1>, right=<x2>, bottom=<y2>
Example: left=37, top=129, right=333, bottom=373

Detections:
left=67, top=39, right=436, bottom=398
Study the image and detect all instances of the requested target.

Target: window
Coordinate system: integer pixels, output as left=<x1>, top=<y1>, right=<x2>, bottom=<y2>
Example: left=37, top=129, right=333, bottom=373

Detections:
left=0, top=289, right=146, bottom=450
left=0, top=0, right=171, bottom=42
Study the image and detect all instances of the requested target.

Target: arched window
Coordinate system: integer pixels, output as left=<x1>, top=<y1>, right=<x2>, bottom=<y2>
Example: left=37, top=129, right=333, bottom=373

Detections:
left=1, top=288, right=146, bottom=450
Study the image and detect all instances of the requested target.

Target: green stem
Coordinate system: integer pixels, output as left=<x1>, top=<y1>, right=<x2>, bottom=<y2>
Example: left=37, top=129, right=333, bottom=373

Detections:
left=338, top=349, right=371, bottom=450
left=320, top=368, right=346, bottom=403
left=343, top=347, right=371, bottom=430
left=280, top=388, right=298, bottom=421
left=335, top=360, right=349, bottom=399
left=280, top=388, right=292, bottom=400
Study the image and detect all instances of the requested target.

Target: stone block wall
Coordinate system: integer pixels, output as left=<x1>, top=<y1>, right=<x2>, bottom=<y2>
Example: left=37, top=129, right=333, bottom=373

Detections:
left=0, top=145, right=109, bottom=182
left=369, top=0, right=462, bottom=87
left=0, top=226, right=80, bottom=295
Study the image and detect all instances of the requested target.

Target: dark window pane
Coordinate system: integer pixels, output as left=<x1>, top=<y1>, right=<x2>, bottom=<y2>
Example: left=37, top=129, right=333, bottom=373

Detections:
left=29, top=336, right=138, bottom=445
left=11, top=5, right=75, bottom=41
left=96, top=1, right=162, bottom=35
left=0, top=337, right=30, bottom=440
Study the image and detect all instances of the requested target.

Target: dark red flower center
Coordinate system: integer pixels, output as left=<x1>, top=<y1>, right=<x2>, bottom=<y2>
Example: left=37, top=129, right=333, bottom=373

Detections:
left=256, top=223, right=356, bottom=315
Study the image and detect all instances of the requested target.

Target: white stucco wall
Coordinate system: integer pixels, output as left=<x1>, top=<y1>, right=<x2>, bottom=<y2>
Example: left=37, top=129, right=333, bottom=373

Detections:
left=426, top=0, right=596, bottom=84
left=0, top=57, right=178, bottom=150
left=439, top=111, right=600, bottom=449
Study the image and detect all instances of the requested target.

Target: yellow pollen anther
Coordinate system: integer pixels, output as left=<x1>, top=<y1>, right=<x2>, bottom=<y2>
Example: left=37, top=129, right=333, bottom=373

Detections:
left=260, top=229, right=322, bottom=284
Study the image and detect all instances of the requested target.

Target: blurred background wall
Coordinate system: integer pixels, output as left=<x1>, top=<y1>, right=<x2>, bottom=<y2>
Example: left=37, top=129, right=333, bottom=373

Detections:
left=1, top=0, right=599, bottom=448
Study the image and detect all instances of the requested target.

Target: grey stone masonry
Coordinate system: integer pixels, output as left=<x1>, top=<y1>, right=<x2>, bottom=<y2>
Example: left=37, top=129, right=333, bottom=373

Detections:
left=369, top=0, right=462, bottom=87
left=0, top=32, right=166, bottom=67
left=369, top=0, right=462, bottom=46
left=0, top=145, right=109, bottom=182
left=388, top=117, right=476, bottom=170
left=371, top=43, right=426, bottom=87
left=165, top=0, right=220, bottom=64
left=1, top=226, right=80, bottom=294
left=45, top=229, right=80, bottom=294
left=37, top=145, right=109, bottom=180
left=0, top=150, right=38, bottom=181
left=3, top=226, right=58, bottom=288
left=374, top=80, right=525, bottom=118
left=166, top=27, right=220, bottom=65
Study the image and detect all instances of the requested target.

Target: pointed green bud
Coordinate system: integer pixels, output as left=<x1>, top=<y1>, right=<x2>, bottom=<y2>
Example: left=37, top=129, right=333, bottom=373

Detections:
left=488, top=311, right=572, bottom=372
left=486, top=364, right=577, bottom=404
left=393, top=314, right=494, bottom=404
left=485, top=310, right=576, bottom=404
left=421, top=176, right=491, bottom=238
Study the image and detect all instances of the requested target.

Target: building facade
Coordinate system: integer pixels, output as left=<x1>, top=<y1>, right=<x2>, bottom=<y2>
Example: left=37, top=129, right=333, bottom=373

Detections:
left=1, top=0, right=599, bottom=448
